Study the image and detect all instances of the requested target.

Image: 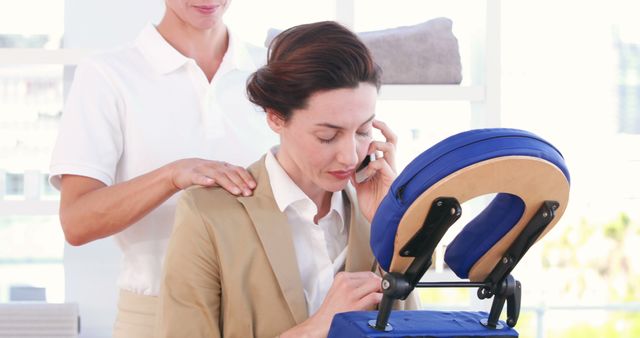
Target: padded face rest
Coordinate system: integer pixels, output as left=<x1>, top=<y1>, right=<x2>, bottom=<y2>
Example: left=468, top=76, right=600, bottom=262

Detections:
left=370, top=128, right=570, bottom=272
left=444, top=193, right=525, bottom=278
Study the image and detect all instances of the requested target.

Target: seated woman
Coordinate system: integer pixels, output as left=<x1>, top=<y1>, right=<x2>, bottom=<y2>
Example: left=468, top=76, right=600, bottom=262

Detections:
left=157, top=21, right=418, bottom=338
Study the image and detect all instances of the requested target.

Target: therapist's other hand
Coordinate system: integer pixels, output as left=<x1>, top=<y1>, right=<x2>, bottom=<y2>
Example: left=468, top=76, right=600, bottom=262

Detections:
left=352, top=119, right=398, bottom=222
left=281, top=271, right=382, bottom=338
left=168, top=158, right=256, bottom=196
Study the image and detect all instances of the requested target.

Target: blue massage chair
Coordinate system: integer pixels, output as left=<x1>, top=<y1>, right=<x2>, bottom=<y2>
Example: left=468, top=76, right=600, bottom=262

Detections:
left=328, top=128, right=570, bottom=337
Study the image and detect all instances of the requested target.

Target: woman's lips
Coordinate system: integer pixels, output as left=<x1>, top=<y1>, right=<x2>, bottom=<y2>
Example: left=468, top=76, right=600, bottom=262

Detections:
left=193, top=5, right=219, bottom=14
left=329, top=170, right=355, bottom=180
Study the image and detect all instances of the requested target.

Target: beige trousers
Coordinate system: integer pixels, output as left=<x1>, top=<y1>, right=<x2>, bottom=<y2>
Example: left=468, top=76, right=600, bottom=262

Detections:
left=113, top=289, right=158, bottom=338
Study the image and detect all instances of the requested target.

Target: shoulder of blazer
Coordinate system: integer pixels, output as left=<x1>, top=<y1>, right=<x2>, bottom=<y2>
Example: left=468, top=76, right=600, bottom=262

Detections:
left=177, top=156, right=273, bottom=231
left=181, top=185, right=246, bottom=216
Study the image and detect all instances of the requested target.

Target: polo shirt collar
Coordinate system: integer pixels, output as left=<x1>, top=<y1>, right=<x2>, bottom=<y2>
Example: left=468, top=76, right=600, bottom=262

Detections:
left=136, top=23, right=189, bottom=75
left=135, top=23, right=257, bottom=76
left=224, top=27, right=258, bottom=72
left=265, top=148, right=346, bottom=230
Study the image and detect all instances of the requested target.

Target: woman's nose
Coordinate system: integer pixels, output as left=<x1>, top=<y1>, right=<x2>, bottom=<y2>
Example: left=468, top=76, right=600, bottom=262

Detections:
left=336, top=137, right=359, bottom=167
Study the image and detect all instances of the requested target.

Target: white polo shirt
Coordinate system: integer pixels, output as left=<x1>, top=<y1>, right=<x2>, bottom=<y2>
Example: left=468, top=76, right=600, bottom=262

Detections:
left=49, top=24, right=277, bottom=296
left=264, top=149, right=349, bottom=316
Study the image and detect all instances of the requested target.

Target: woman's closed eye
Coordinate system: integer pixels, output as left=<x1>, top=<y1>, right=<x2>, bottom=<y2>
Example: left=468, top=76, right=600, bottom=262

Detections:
left=317, top=132, right=338, bottom=144
left=318, top=129, right=371, bottom=144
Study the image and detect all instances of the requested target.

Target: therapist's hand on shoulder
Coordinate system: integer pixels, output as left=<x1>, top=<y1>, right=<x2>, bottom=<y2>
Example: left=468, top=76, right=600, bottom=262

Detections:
left=281, top=271, right=382, bottom=338
left=169, top=158, right=256, bottom=196
left=352, top=119, right=398, bottom=222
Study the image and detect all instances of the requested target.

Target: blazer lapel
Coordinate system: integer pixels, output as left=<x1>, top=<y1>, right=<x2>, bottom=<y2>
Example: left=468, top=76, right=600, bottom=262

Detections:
left=238, top=157, right=309, bottom=325
left=343, top=185, right=377, bottom=273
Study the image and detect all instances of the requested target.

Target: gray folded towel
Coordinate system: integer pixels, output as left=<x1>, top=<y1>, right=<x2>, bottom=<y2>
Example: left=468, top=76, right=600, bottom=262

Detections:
left=264, top=18, right=462, bottom=85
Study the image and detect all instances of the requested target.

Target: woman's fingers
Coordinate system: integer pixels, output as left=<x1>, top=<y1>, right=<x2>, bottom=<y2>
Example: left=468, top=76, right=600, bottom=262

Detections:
left=368, top=140, right=396, bottom=173
left=343, top=271, right=381, bottom=281
left=307, top=271, right=384, bottom=335
left=368, top=119, right=397, bottom=173
left=206, top=172, right=242, bottom=195
left=355, top=154, right=395, bottom=186
left=355, top=291, right=383, bottom=310
left=372, top=119, right=397, bottom=146
left=327, top=272, right=383, bottom=311
left=196, top=161, right=254, bottom=196
left=352, top=275, right=383, bottom=300
left=349, top=273, right=383, bottom=311
left=233, top=165, right=257, bottom=189
left=222, top=166, right=253, bottom=196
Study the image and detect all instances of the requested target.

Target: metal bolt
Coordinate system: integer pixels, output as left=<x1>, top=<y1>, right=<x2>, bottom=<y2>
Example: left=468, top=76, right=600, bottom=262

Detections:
left=502, top=257, right=509, bottom=264
left=436, top=201, right=443, bottom=207
left=450, top=208, right=456, bottom=215
left=542, top=212, right=549, bottom=218
left=403, top=250, right=411, bottom=256
left=382, top=280, right=390, bottom=290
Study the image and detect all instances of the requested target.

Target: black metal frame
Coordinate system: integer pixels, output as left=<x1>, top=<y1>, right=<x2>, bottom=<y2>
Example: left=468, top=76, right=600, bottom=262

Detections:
left=371, top=197, right=560, bottom=332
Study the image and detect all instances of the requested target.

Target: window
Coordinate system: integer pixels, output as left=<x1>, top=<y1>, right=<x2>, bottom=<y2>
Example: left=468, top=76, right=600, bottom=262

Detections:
left=4, top=173, right=23, bottom=197
left=0, top=216, right=64, bottom=302
left=0, top=0, right=63, bottom=50
left=501, top=1, right=640, bottom=336
left=0, top=0, right=65, bottom=303
left=615, top=24, right=640, bottom=134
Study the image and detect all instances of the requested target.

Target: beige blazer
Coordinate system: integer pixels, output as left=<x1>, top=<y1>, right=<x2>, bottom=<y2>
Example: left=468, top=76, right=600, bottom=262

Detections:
left=157, top=156, right=418, bottom=338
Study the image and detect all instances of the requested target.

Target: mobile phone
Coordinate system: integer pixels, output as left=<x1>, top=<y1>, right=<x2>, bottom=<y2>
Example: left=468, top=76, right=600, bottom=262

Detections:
left=355, top=153, right=377, bottom=184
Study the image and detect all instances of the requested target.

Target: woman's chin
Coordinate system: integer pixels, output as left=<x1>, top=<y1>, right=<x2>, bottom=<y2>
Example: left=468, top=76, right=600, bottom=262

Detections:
left=321, top=178, right=350, bottom=193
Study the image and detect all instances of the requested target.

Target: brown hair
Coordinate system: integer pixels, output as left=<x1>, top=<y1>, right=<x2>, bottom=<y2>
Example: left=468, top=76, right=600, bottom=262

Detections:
left=247, top=21, right=381, bottom=121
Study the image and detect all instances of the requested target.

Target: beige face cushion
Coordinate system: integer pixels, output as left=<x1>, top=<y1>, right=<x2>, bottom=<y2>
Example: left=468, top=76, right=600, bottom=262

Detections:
left=389, top=156, right=570, bottom=282
left=264, top=18, right=462, bottom=84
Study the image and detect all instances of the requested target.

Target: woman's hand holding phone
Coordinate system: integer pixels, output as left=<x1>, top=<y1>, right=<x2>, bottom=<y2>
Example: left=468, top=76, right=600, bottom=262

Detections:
left=352, top=119, right=398, bottom=223
left=355, top=153, right=377, bottom=184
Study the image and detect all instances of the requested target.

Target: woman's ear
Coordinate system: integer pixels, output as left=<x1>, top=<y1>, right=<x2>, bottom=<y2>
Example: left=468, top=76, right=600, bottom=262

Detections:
left=266, top=109, right=286, bottom=133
